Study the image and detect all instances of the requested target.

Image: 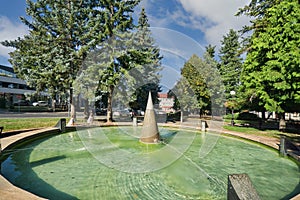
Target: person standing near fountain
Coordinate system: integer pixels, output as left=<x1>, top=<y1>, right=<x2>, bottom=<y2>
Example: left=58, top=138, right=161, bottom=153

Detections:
left=140, top=92, right=160, bottom=143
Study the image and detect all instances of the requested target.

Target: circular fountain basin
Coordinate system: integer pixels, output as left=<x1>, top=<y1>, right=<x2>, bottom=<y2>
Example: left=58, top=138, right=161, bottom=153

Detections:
left=0, top=126, right=299, bottom=200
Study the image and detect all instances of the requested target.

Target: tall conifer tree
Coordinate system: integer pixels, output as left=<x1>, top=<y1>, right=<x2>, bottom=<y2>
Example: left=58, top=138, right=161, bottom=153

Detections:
left=2, top=0, right=106, bottom=119
left=2, top=0, right=141, bottom=121
left=79, top=1, right=167, bottom=123
left=218, top=29, right=242, bottom=100
left=130, top=7, right=163, bottom=111
left=205, top=44, right=216, bottom=58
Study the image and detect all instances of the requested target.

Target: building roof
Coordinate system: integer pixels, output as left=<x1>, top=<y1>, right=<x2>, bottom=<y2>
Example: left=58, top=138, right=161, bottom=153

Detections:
left=0, top=65, right=43, bottom=96
left=158, top=93, right=168, bottom=98
left=0, top=65, right=14, bottom=73
left=0, top=65, right=16, bottom=78
left=0, top=87, right=36, bottom=95
left=0, top=76, right=27, bottom=85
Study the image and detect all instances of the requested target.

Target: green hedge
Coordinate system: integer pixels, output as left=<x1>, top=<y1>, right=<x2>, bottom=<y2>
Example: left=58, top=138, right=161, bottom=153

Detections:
left=0, top=98, right=6, bottom=108
left=224, top=112, right=259, bottom=121
left=237, top=112, right=260, bottom=120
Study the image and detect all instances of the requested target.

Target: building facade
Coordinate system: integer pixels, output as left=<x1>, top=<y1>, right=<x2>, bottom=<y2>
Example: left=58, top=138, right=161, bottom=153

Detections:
left=0, top=65, right=36, bottom=107
left=158, top=93, right=175, bottom=113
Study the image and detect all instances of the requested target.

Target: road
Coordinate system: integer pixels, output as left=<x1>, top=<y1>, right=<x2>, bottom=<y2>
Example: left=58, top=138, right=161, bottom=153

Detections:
left=0, top=110, right=80, bottom=119
left=0, top=110, right=109, bottom=121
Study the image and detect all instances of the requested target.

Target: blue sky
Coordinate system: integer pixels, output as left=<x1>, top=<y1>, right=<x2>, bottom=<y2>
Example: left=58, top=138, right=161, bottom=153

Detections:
left=0, top=0, right=250, bottom=89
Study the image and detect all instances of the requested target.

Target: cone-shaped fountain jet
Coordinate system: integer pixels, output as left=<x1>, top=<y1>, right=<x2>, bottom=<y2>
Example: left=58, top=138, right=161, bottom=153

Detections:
left=140, top=92, right=160, bottom=143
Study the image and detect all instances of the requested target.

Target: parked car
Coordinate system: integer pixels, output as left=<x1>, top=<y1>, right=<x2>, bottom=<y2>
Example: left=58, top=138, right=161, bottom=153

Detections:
left=133, top=110, right=145, bottom=116
left=32, top=101, right=48, bottom=107
left=96, top=108, right=107, bottom=116
left=113, top=109, right=134, bottom=117
left=113, top=109, right=128, bottom=117
left=13, top=100, right=30, bottom=106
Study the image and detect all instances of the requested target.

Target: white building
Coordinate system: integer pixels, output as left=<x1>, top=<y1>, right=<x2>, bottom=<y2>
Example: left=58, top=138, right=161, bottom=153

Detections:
left=0, top=65, right=38, bottom=107
left=158, top=93, right=175, bottom=113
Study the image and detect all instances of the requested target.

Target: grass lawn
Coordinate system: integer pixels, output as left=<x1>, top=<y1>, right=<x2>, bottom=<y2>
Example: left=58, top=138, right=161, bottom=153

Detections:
left=224, top=125, right=281, bottom=136
left=223, top=125, right=299, bottom=140
left=0, top=118, right=62, bottom=132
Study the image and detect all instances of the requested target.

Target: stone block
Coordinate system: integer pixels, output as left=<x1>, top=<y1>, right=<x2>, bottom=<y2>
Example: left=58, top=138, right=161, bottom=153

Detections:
left=228, top=173, right=260, bottom=200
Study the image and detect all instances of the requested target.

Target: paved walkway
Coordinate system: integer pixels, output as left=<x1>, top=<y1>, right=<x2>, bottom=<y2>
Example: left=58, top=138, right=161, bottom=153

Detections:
left=162, top=119, right=281, bottom=149
left=0, top=119, right=299, bottom=200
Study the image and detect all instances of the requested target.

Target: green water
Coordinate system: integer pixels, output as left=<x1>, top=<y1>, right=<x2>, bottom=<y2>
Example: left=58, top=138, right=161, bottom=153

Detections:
left=1, top=127, right=299, bottom=200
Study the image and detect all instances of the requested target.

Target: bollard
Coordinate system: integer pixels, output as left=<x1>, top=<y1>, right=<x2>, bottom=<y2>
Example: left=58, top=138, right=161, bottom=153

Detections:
left=279, top=135, right=287, bottom=157
left=201, top=120, right=206, bottom=132
left=133, top=117, right=138, bottom=126
left=59, top=118, right=66, bottom=132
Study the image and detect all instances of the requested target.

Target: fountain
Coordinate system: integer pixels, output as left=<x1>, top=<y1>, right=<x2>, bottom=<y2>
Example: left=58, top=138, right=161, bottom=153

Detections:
left=140, top=92, right=160, bottom=143
left=0, top=126, right=299, bottom=199
left=2, top=25, right=299, bottom=199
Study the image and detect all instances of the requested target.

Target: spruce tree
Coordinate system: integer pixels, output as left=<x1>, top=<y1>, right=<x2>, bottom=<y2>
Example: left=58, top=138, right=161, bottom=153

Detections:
left=218, top=29, right=242, bottom=100
left=130, top=7, right=163, bottom=111
left=78, top=1, right=158, bottom=123
left=205, top=44, right=216, bottom=58
left=2, top=0, right=106, bottom=119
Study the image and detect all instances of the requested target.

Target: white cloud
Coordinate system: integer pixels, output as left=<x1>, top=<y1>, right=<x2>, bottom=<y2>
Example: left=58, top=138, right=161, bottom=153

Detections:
left=176, top=0, right=251, bottom=47
left=0, top=16, right=28, bottom=58
left=139, top=0, right=250, bottom=49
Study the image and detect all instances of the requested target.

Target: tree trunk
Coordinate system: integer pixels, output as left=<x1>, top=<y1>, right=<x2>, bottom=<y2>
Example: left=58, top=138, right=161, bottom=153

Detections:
left=70, top=88, right=76, bottom=120
left=84, top=98, right=89, bottom=119
left=260, top=109, right=266, bottom=129
left=261, top=109, right=266, bottom=120
left=180, top=111, right=183, bottom=123
left=106, top=85, right=114, bottom=123
left=52, top=95, right=56, bottom=112
left=76, top=94, right=80, bottom=111
left=87, top=109, right=94, bottom=125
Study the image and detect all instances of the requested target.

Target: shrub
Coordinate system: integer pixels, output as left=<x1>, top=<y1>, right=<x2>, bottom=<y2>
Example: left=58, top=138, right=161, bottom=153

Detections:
left=0, top=98, right=6, bottom=108
left=237, top=112, right=259, bottom=120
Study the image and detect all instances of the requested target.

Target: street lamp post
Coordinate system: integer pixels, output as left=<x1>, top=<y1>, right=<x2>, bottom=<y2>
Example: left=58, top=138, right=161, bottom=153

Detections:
left=230, top=90, right=236, bottom=126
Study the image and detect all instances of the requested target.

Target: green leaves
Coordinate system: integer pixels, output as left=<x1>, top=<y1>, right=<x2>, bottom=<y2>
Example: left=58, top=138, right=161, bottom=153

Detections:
left=2, top=0, right=108, bottom=97
left=240, top=0, right=300, bottom=113
left=179, top=53, right=225, bottom=115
